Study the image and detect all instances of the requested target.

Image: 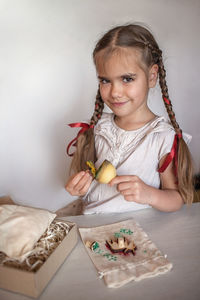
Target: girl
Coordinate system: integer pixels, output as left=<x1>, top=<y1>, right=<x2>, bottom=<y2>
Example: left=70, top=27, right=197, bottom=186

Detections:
left=65, top=24, right=194, bottom=214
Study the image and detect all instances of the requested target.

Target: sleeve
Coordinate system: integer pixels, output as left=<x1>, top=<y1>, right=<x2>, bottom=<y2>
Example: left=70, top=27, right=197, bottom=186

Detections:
left=183, top=132, right=192, bottom=145
left=157, top=130, right=192, bottom=162
left=157, top=130, right=176, bottom=162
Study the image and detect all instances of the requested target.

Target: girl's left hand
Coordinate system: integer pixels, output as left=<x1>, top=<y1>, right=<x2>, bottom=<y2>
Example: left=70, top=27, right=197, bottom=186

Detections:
left=109, top=175, right=152, bottom=205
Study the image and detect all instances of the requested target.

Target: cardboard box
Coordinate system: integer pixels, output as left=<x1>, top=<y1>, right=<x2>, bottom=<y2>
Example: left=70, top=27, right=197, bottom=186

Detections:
left=0, top=220, right=77, bottom=298
left=0, top=195, right=14, bottom=205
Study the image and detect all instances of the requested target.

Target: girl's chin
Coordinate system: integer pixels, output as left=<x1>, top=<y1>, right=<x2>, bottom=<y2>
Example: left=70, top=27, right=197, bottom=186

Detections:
left=106, top=102, right=130, bottom=113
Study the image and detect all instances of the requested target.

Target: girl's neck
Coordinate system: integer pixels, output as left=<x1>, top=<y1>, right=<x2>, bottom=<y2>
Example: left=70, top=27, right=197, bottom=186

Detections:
left=114, top=110, right=156, bottom=131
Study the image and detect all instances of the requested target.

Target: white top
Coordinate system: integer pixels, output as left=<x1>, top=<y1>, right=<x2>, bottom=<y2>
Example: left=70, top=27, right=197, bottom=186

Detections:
left=83, top=113, right=191, bottom=214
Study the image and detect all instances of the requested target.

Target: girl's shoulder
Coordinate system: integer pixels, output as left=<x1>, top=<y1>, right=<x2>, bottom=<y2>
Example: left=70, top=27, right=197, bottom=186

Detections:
left=149, top=115, right=174, bottom=132
left=94, top=112, right=114, bottom=132
left=150, top=116, right=192, bottom=145
left=96, top=112, right=113, bottom=124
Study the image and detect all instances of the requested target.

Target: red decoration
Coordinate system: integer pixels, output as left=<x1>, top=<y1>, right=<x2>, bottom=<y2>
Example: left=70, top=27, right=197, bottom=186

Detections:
left=158, top=132, right=182, bottom=176
left=159, top=97, right=182, bottom=176
left=163, top=96, right=171, bottom=105
left=67, top=122, right=94, bottom=156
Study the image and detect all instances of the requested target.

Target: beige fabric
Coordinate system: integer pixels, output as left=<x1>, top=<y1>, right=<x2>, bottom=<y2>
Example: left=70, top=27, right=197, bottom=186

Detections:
left=0, top=205, right=56, bottom=259
left=79, top=219, right=172, bottom=288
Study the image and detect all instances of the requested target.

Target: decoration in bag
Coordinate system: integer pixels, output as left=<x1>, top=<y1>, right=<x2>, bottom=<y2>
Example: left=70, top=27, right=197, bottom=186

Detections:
left=80, top=219, right=173, bottom=288
left=85, top=240, right=117, bottom=261
left=106, top=237, right=137, bottom=256
left=85, top=236, right=137, bottom=257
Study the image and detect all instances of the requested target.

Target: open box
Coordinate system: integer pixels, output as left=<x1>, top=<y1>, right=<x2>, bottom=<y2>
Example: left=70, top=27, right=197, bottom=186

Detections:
left=0, top=219, right=77, bottom=298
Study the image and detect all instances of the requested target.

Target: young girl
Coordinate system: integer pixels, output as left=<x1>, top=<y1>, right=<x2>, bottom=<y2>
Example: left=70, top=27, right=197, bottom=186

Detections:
left=65, top=24, right=194, bottom=214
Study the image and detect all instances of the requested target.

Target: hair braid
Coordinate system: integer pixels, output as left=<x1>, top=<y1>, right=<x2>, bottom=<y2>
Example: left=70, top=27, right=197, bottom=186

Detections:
left=69, top=89, right=104, bottom=174
left=90, top=88, right=104, bottom=126
left=157, top=55, right=182, bottom=135
left=145, top=42, right=193, bottom=203
left=145, top=42, right=181, bottom=135
left=154, top=49, right=194, bottom=204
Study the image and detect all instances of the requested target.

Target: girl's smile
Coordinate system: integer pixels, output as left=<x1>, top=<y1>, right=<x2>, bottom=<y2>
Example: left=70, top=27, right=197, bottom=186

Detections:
left=96, top=48, right=158, bottom=130
left=112, top=100, right=130, bottom=107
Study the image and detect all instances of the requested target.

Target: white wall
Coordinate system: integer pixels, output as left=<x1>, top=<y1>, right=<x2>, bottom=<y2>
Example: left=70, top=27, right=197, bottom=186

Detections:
left=0, top=0, right=199, bottom=211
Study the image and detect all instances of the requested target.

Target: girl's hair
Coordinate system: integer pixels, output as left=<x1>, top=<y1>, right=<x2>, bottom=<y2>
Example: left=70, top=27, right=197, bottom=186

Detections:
left=70, top=24, right=194, bottom=204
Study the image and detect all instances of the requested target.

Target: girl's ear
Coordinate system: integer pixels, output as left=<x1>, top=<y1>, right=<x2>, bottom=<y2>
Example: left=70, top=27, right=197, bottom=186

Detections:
left=148, top=64, right=158, bottom=88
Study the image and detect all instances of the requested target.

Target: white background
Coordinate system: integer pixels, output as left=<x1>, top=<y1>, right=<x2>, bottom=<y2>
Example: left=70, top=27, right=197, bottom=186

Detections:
left=0, top=0, right=199, bottom=211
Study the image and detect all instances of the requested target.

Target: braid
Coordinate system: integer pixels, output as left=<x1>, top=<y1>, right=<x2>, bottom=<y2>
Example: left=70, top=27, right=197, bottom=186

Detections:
left=90, top=88, right=104, bottom=126
left=157, top=54, right=182, bottom=135
left=146, top=44, right=194, bottom=204
left=69, top=88, right=104, bottom=174
left=145, top=42, right=181, bottom=135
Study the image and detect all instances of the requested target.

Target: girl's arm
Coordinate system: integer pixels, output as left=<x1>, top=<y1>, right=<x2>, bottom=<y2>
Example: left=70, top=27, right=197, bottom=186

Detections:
left=109, top=155, right=183, bottom=212
left=154, top=155, right=183, bottom=211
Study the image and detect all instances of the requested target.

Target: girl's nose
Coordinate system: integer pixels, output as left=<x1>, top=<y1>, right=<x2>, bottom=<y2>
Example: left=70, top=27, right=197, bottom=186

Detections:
left=110, top=83, right=123, bottom=99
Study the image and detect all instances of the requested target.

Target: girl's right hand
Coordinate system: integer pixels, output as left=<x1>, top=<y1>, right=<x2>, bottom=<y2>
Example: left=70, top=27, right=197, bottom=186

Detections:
left=65, top=171, right=93, bottom=196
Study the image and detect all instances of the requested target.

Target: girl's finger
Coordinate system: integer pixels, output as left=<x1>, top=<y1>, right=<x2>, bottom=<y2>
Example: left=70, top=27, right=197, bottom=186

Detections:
left=109, top=175, right=138, bottom=186
left=79, top=176, right=93, bottom=195
left=67, top=171, right=86, bottom=188
left=124, top=195, right=135, bottom=202
left=117, top=182, right=134, bottom=192
left=74, top=172, right=92, bottom=192
left=120, top=188, right=134, bottom=196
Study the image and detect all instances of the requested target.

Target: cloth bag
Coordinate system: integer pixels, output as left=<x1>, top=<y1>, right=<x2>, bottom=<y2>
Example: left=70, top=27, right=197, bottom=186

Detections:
left=79, top=219, right=172, bottom=288
left=0, top=205, right=56, bottom=259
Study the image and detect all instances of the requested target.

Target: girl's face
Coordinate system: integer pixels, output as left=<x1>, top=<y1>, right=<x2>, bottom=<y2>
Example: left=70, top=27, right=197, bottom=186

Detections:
left=96, top=48, right=158, bottom=128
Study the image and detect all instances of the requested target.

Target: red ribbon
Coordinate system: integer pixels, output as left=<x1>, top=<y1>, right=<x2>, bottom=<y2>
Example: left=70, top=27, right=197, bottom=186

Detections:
left=158, top=133, right=181, bottom=176
left=67, top=122, right=94, bottom=156
left=163, top=96, right=171, bottom=105
left=159, top=96, right=182, bottom=176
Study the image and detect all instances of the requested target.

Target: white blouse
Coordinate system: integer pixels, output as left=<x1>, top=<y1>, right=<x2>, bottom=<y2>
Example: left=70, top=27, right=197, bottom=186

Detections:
left=83, top=113, right=191, bottom=214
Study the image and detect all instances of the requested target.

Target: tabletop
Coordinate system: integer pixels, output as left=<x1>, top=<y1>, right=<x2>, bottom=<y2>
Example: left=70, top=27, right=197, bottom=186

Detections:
left=0, top=203, right=200, bottom=300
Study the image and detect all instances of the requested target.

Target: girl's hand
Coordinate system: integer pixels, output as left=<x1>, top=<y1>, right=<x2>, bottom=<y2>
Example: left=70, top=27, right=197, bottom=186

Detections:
left=65, top=171, right=93, bottom=196
left=109, top=175, right=152, bottom=205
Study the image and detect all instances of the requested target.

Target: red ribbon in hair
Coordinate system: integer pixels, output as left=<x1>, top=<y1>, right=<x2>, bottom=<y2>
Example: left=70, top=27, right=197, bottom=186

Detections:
left=158, top=134, right=178, bottom=175
left=159, top=97, right=183, bottom=176
left=158, top=95, right=182, bottom=177
left=67, top=122, right=94, bottom=156
left=163, top=96, right=171, bottom=105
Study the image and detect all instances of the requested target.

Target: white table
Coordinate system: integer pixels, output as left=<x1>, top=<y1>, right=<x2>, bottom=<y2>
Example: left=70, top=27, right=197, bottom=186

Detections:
left=0, top=203, right=200, bottom=300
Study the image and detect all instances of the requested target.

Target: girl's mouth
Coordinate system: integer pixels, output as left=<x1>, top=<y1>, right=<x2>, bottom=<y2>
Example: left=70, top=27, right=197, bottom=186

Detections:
left=112, top=100, right=129, bottom=107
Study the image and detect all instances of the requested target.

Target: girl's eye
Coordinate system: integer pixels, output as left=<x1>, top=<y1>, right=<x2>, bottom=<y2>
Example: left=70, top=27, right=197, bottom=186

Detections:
left=122, top=76, right=134, bottom=83
left=99, top=78, right=110, bottom=84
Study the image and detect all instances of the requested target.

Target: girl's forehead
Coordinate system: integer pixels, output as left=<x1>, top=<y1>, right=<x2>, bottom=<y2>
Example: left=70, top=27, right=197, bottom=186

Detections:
left=95, top=47, right=144, bottom=75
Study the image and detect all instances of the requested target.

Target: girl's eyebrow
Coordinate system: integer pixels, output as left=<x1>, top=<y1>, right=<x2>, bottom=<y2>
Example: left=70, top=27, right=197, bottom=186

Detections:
left=121, top=73, right=136, bottom=77
left=98, top=73, right=136, bottom=80
left=98, top=76, right=107, bottom=80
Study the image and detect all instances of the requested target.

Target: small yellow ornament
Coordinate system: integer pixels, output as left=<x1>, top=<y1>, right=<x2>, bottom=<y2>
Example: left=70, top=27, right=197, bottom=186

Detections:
left=86, top=161, right=96, bottom=177
left=86, top=159, right=116, bottom=184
